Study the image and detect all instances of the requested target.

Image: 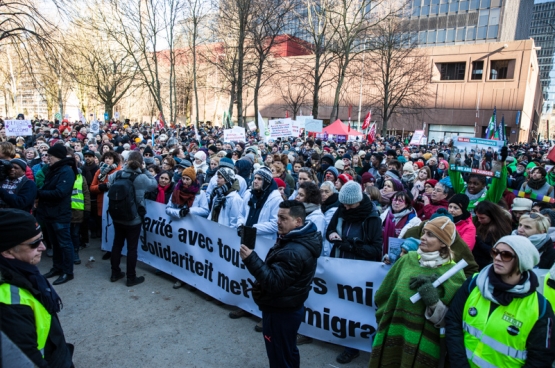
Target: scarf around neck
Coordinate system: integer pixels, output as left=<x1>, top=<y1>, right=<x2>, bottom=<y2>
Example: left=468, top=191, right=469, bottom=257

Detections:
left=476, top=264, right=537, bottom=306
left=465, top=187, right=486, bottom=201
left=303, top=202, right=320, bottom=215
left=526, top=177, right=548, bottom=191
left=156, top=184, right=170, bottom=204
left=172, top=180, right=200, bottom=207
left=321, top=193, right=339, bottom=214
left=417, top=248, right=450, bottom=268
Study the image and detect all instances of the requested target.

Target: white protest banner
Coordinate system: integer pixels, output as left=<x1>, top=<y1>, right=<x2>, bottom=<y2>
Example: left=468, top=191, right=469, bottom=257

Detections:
left=409, top=130, right=425, bottom=145
left=268, top=118, right=293, bottom=139
left=295, top=115, right=312, bottom=129
left=90, top=120, right=100, bottom=135
left=224, top=126, right=246, bottom=142
left=291, top=120, right=301, bottom=138
left=4, top=120, right=33, bottom=136
left=304, top=118, right=323, bottom=133
left=114, top=112, right=120, bottom=119
left=102, top=199, right=387, bottom=352
left=247, top=121, right=257, bottom=131
left=449, top=137, right=504, bottom=178
left=258, top=111, right=270, bottom=143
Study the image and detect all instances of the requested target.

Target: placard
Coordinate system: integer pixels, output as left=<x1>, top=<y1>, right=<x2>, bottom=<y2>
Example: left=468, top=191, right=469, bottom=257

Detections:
left=4, top=120, right=33, bottom=136
left=449, top=137, right=504, bottom=178
left=247, top=121, right=257, bottom=131
left=291, top=120, right=302, bottom=137
left=304, top=119, right=323, bottom=133
left=223, top=126, right=246, bottom=142
left=90, top=120, right=100, bottom=135
left=409, top=130, right=425, bottom=145
left=268, top=118, right=293, bottom=139
left=295, top=115, right=313, bottom=129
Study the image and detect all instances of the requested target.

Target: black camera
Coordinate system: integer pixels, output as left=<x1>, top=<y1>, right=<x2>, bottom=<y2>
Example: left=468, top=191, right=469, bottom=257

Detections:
left=0, top=159, right=13, bottom=182
left=416, top=195, right=424, bottom=202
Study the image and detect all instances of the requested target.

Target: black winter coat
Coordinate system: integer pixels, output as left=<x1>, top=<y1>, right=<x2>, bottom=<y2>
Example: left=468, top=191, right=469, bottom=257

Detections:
left=243, top=221, right=322, bottom=313
left=0, top=261, right=73, bottom=368
left=537, top=236, right=555, bottom=269
left=472, top=233, right=494, bottom=271
left=36, top=158, right=76, bottom=223
left=81, top=162, right=99, bottom=192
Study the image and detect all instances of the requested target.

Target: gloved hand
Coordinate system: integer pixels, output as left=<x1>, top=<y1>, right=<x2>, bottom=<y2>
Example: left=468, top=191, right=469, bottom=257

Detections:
left=98, top=183, right=109, bottom=192
left=237, top=225, right=244, bottom=237
left=500, top=146, right=508, bottom=162
left=179, top=206, right=190, bottom=218
left=335, top=240, right=353, bottom=253
left=409, top=274, right=439, bottom=290
left=418, top=281, right=439, bottom=307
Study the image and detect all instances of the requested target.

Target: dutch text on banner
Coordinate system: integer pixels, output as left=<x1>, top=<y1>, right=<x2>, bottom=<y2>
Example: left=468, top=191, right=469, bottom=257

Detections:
left=449, top=137, right=504, bottom=178
left=268, top=118, right=293, bottom=139
left=4, top=120, right=33, bottom=136
left=223, top=126, right=246, bottom=142
left=101, top=199, right=386, bottom=352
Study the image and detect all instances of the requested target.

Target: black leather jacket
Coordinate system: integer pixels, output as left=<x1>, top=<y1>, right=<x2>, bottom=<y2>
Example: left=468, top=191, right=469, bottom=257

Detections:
left=243, top=221, right=322, bottom=313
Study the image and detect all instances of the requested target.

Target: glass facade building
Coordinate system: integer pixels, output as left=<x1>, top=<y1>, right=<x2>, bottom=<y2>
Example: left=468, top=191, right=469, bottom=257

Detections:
left=530, top=0, right=555, bottom=113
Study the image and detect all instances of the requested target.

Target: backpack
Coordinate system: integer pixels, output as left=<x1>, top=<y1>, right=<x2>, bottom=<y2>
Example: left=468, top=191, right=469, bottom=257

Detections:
left=107, top=171, right=140, bottom=222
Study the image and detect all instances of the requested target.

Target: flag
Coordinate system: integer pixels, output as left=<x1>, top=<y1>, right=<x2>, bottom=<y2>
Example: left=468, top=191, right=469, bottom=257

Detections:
left=258, top=110, right=269, bottom=143
left=368, top=123, right=376, bottom=144
left=348, top=121, right=351, bottom=132
left=499, top=115, right=506, bottom=142
left=158, top=111, right=165, bottom=129
left=286, top=111, right=289, bottom=118
left=485, top=107, right=496, bottom=139
left=362, top=111, right=372, bottom=130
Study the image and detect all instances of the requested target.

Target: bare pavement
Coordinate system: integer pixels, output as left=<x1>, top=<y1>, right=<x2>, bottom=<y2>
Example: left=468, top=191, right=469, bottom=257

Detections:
left=37, top=239, right=371, bottom=368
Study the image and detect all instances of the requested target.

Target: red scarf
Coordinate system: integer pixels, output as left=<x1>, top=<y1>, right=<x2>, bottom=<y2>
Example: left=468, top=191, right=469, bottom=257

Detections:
left=171, top=180, right=200, bottom=207
left=156, top=184, right=169, bottom=204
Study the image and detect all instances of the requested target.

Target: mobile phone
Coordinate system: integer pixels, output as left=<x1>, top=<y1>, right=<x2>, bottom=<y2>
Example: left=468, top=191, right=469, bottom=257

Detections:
left=241, top=226, right=257, bottom=250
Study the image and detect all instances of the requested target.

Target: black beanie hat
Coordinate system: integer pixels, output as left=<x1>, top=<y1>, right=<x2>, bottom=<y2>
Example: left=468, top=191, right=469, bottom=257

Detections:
left=0, top=209, right=41, bottom=252
left=47, top=144, right=67, bottom=159
left=143, top=145, right=154, bottom=156
left=449, top=193, right=470, bottom=217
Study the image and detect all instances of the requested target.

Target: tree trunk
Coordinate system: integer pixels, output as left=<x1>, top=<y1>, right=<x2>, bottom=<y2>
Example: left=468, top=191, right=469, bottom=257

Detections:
left=312, top=54, right=321, bottom=118
left=193, top=21, right=200, bottom=129
left=254, top=62, right=263, bottom=129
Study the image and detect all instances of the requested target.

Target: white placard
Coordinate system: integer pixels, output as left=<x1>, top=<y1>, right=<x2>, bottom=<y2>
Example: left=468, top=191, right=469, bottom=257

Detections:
left=268, top=118, right=293, bottom=139
left=304, top=119, right=323, bottom=133
left=114, top=112, right=120, bottom=119
left=4, top=120, right=33, bottom=136
left=295, top=115, right=313, bottom=129
left=90, top=120, right=100, bottom=134
left=410, top=130, right=425, bottom=145
left=224, top=126, right=246, bottom=142
left=291, top=120, right=302, bottom=137
left=247, top=121, right=257, bottom=131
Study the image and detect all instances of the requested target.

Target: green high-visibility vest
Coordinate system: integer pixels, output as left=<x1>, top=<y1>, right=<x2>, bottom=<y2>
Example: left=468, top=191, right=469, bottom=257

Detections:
left=0, top=283, right=51, bottom=357
left=463, top=284, right=538, bottom=367
left=71, top=174, right=84, bottom=211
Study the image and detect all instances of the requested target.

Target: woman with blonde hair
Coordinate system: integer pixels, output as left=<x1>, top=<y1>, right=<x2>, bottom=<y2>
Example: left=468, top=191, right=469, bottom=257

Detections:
left=515, top=212, right=555, bottom=269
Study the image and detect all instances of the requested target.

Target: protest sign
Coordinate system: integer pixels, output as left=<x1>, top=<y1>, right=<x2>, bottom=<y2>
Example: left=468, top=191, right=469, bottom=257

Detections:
left=102, top=199, right=388, bottom=352
left=4, top=120, right=33, bottom=136
left=304, top=119, right=323, bottom=133
left=295, top=116, right=313, bottom=129
left=291, top=120, right=302, bottom=137
left=409, top=130, right=425, bottom=145
left=247, top=121, right=257, bottom=131
left=224, top=126, right=246, bottom=142
left=90, top=120, right=100, bottom=134
left=268, top=118, right=293, bottom=139
left=449, top=137, right=504, bottom=178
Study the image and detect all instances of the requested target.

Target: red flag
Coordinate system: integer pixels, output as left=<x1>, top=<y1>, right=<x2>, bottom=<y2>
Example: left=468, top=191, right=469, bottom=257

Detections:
left=362, top=111, right=372, bottom=130
left=348, top=122, right=351, bottom=132
left=285, top=111, right=289, bottom=118
left=548, top=145, right=555, bottom=163
left=158, top=111, right=165, bottom=129
left=367, top=123, right=376, bottom=144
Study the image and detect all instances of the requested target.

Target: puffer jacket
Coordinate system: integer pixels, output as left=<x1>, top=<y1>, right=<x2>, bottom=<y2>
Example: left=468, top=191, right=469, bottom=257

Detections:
left=36, top=157, right=76, bottom=223
left=415, top=198, right=449, bottom=221
left=243, top=221, right=322, bottom=313
left=455, top=216, right=476, bottom=250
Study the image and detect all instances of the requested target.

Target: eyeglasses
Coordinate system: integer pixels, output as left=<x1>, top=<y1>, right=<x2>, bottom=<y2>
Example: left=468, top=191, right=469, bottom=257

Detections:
left=21, top=237, right=44, bottom=249
left=490, top=248, right=516, bottom=262
left=529, top=212, right=544, bottom=219
left=42, top=154, right=48, bottom=157
left=432, top=188, right=443, bottom=193
left=144, top=153, right=152, bottom=157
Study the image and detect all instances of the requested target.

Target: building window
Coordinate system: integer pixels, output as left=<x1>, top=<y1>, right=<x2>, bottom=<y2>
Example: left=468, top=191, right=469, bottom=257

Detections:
left=471, top=61, right=484, bottom=80
left=490, top=60, right=515, bottom=80
left=437, top=62, right=466, bottom=80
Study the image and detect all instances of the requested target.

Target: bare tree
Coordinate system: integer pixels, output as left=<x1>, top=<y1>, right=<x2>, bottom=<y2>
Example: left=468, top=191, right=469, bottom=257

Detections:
left=275, top=77, right=311, bottom=119
left=366, top=10, right=432, bottom=136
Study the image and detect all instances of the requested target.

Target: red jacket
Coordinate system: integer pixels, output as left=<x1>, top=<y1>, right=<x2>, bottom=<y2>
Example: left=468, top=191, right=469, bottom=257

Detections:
left=415, top=199, right=449, bottom=221
left=455, top=216, right=476, bottom=250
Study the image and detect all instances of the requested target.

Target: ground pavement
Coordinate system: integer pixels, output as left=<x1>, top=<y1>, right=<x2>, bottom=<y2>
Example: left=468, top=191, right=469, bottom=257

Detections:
left=38, top=239, right=371, bottom=368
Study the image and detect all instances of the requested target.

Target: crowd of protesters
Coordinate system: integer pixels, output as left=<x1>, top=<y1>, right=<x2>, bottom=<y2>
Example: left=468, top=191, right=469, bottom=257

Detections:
left=2, top=115, right=555, bottom=367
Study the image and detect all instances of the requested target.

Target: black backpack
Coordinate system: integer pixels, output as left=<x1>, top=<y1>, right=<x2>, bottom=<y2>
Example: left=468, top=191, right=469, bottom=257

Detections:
left=107, top=171, right=140, bottom=222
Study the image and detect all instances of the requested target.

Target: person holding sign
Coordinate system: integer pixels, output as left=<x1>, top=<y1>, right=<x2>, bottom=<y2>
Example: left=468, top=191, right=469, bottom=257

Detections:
left=445, top=235, right=555, bottom=367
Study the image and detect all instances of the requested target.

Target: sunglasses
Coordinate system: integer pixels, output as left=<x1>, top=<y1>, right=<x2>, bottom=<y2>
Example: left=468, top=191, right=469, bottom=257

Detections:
left=144, top=153, right=152, bottom=157
left=22, top=237, right=44, bottom=249
left=529, top=212, right=544, bottom=219
left=42, top=154, right=48, bottom=157
left=490, top=248, right=516, bottom=262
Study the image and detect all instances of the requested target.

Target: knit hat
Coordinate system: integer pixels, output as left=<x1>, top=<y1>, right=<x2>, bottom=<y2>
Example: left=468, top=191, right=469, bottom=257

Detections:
left=422, top=153, right=432, bottom=160
left=403, top=162, right=414, bottom=173
left=397, top=156, right=407, bottom=164
left=494, top=235, right=540, bottom=272
left=217, top=167, right=236, bottom=185
left=387, top=178, right=404, bottom=192
left=10, top=158, right=27, bottom=171
left=182, top=167, right=196, bottom=182
left=424, top=216, right=456, bottom=246
left=337, top=173, right=353, bottom=185
left=425, top=179, right=438, bottom=188
left=321, top=154, right=334, bottom=166
left=194, top=151, right=206, bottom=161
left=254, top=166, right=273, bottom=186
left=0, top=208, right=41, bottom=252
left=274, top=178, right=286, bottom=188
left=219, top=157, right=235, bottom=170
left=430, top=208, right=454, bottom=222
left=47, top=144, right=67, bottom=159
left=415, top=161, right=424, bottom=169
left=449, top=194, right=470, bottom=217
left=512, top=198, right=533, bottom=212
left=324, top=166, right=339, bottom=179
left=334, top=160, right=345, bottom=170
left=402, top=237, right=420, bottom=253
left=439, top=177, right=452, bottom=189
left=208, top=145, right=218, bottom=154
left=361, top=172, right=375, bottom=185
left=339, top=180, right=363, bottom=205
left=143, top=145, right=154, bottom=156
left=342, top=153, right=352, bottom=161
left=385, top=170, right=401, bottom=182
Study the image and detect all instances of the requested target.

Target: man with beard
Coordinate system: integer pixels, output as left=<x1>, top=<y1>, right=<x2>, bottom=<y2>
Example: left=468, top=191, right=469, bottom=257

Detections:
left=37, top=144, right=77, bottom=285
left=229, top=166, right=283, bottom=322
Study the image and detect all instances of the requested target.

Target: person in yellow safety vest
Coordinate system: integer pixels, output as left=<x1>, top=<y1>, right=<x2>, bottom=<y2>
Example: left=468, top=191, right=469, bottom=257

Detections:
left=70, top=171, right=91, bottom=266
left=544, top=263, right=555, bottom=308
left=0, top=208, right=74, bottom=367
left=445, top=235, right=555, bottom=367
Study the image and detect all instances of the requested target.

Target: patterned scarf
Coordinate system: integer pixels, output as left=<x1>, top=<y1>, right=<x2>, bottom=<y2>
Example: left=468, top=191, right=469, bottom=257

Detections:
left=171, top=180, right=200, bottom=208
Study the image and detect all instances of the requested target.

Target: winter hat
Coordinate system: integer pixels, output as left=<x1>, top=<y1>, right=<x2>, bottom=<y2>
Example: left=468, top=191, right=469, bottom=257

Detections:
left=397, top=156, right=407, bottom=164
left=425, top=179, right=438, bottom=188
left=430, top=208, right=454, bottom=223
left=449, top=194, right=470, bottom=217
left=254, top=166, right=273, bottom=186
left=143, top=146, right=154, bottom=156
left=342, top=153, right=352, bottom=161
left=334, top=160, right=345, bottom=171
left=217, top=167, right=236, bottom=185
left=321, top=154, right=334, bottom=166
left=219, top=157, right=235, bottom=170
left=208, top=145, right=218, bottom=154
left=10, top=158, right=27, bottom=171
left=403, top=162, right=414, bottom=173
left=494, top=235, right=539, bottom=272
left=182, top=167, right=196, bottom=182
left=540, top=209, right=555, bottom=227
left=415, top=161, right=424, bottom=169
left=194, top=151, right=206, bottom=161
left=386, top=177, right=404, bottom=192
left=339, top=180, right=363, bottom=205
left=402, top=237, right=420, bottom=253
left=361, top=172, right=375, bottom=185
left=47, top=144, right=67, bottom=159
left=424, top=216, right=457, bottom=246
left=439, top=177, right=452, bottom=189
left=274, top=178, right=286, bottom=188
left=337, top=173, right=353, bottom=185
left=512, top=198, right=533, bottom=212
left=385, top=170, right=401, bottom=182
left=324, top=166, right=339, bottom=179
left=0, top=208, right=41, bottom=252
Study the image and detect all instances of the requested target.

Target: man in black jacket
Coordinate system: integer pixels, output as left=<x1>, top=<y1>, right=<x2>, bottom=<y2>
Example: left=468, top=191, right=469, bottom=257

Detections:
left=0, top=208, right=74, bottom=367
left=36, top=145, right=77, bottom=285
left=241, top=200, right=322, bottom=368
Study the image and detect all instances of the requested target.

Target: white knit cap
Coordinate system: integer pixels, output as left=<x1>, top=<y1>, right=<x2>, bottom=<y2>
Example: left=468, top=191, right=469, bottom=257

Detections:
left=403, top=162, right=415, bottom=173
left=494, top=235, right=539, bottom=272
left=339, top=181, right=363, bottom=205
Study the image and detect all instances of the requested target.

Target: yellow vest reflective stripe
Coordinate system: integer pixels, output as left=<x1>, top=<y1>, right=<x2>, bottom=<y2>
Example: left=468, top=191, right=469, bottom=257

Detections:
left=71, top=174, right=84, bottom=210
left=0, top=283, right=51, bottom=357
left=463, top=286, right=538, bottom=367
left=543, top=276, right=555, bottom=308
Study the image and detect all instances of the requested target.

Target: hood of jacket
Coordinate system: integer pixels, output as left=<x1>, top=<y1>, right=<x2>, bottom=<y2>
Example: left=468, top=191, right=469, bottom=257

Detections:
left=282, top=220, right=322, bottom=258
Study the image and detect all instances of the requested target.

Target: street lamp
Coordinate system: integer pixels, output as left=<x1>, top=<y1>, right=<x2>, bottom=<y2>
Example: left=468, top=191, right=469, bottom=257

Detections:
left=357, top=38, right=369, bottom=131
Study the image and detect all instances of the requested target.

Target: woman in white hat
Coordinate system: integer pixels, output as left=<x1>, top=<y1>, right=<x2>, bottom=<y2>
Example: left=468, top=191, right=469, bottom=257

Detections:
left=445, top=235, right=555, bottom=367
